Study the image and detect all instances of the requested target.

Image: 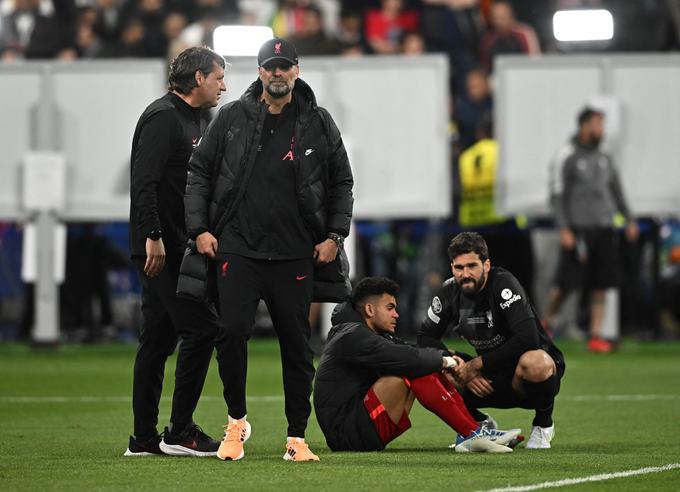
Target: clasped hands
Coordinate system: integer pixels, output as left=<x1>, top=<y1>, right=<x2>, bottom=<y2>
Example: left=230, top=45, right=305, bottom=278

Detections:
left=442, top=355, right=494, bottom=398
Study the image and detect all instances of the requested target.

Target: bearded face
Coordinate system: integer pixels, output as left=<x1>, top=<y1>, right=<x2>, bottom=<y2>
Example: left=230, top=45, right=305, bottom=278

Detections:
left=451, top=252, right=490, bottom=296
left=259, top=61, right=298, bottom=99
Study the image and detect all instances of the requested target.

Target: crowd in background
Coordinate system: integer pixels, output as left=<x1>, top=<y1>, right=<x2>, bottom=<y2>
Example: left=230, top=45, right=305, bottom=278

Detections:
left=2, top=0, right=680, bottom=160
left=2, top=0, right=680, bottom=342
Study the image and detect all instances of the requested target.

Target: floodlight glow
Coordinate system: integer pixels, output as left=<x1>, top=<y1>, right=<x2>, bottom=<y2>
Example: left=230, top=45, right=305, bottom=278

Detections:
left=213, top=25, right=273, bottom=56
left=553, top=9, right=614, bottom=42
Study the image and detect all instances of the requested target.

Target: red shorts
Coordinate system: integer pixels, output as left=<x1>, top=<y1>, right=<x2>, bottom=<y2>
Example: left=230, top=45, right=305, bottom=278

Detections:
left=363, top=387, right=411, bottom=445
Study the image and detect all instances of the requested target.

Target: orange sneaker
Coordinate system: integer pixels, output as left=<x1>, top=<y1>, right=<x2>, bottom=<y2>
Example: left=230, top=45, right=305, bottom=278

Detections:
left=283, top=438, right=320, bottom=462
left=217, top=419, right=251, bottom=461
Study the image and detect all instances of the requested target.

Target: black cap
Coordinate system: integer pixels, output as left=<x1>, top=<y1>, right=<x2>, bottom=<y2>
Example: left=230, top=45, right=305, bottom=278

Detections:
left=258, top=38, right=298, bottom=67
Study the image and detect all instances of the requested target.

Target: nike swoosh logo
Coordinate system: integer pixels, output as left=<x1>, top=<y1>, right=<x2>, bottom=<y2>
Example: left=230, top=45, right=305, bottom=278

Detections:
left=305, top=149, right=314, bottom=156
left=296, top=275, right=307, bottom=281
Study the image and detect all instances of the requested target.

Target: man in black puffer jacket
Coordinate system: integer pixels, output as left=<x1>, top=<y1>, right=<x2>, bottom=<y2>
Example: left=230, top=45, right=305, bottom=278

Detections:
left=185, top=38, right=353, bottom=462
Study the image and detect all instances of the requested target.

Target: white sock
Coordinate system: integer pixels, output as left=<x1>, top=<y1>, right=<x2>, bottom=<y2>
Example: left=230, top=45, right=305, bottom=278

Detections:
left=287, top=436, right=304, bottom=443
left=228, top=415, right=247, bottom=424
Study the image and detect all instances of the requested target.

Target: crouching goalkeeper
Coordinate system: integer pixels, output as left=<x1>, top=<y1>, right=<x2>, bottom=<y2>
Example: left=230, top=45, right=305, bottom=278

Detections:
left=313, top=277, right=519, bottom=453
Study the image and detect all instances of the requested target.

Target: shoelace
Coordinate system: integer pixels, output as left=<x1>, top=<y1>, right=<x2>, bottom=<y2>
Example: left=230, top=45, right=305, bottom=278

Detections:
left=224, top=422, right=246, bottom=443
left=288, top=440, right=315, bottom=459
left=532, top=427, right=547, bottom=438
left=485, top=428, right=505, bottom=439
left=188, top=424, right=210, bottom=441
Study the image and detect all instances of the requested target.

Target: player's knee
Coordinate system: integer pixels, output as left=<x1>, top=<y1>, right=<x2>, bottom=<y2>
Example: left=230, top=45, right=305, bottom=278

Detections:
left=377, top=375, right=408, bottom=389
left=516, top=350, right=555, bottom=382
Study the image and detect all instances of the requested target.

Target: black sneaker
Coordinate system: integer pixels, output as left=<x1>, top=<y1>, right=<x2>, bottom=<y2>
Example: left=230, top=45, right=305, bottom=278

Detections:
left=123, top=435, right=165, bottom=457
left=159, top=423, right=219, bottom=457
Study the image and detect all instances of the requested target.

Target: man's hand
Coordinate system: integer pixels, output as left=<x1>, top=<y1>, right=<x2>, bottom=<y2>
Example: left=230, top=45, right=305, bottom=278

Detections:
left=442, top=355, right=465, bottom=371
left=196, top=231, right=218, bottom=258
left=625, top=221, right=639, bottom=243
left=313, top=238, right=338, bottom=265
left=453, top=356, right=493, bottom=396
left=452, top=355, right=483, bottom=384
left=467, top=376, right=494, bottom=397
left=144, top=238, right=166, bottom=277
left=559, top=228, right=576, bottom=250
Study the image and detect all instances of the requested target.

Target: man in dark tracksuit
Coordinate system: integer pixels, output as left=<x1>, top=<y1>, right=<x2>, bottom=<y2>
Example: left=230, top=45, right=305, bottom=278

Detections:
left=126, top=47, right=226, bottom=457
left=314, top=277, right=517, bottom=453
left=418, top=232, right=565, bottom=449
left=185, top=38, right=354, bottom=462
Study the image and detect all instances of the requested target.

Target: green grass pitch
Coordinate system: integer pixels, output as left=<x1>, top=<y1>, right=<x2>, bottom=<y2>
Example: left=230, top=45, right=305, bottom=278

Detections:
left=1, top=339, right=679, bottom=491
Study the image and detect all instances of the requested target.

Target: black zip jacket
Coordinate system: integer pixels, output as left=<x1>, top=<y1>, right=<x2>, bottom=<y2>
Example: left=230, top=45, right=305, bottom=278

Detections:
left=185, top=78, right=353, bottom=248
left=314, top=302, right=445, bottom=450
left=129, top=92, right=202, bottom=257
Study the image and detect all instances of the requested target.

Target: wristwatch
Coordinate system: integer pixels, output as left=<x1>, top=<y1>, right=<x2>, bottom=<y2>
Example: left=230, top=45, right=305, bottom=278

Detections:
left=327, top=232, right=344, bottom=249
left=147, top=229, right=162, bottom=241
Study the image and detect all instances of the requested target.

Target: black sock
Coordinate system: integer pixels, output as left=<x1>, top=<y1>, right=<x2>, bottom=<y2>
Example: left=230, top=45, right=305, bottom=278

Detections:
left=467, top=408, right=488, bottom=422
left=522, top=376, right=559, bottom=428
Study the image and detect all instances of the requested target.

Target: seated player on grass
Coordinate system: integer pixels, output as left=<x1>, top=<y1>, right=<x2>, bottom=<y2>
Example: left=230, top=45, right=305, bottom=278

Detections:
left=313, top=277, right=520, bottom=453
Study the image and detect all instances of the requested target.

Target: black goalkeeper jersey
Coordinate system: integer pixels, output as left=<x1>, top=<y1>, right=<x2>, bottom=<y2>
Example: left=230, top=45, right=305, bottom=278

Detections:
left=417, top=267, right=563, bottom=374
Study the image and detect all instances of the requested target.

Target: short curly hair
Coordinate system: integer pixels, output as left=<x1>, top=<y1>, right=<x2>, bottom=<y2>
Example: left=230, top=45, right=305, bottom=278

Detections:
left=447, top=232, right=489, bottom=262
left=351, top=277, right=399, bottom=308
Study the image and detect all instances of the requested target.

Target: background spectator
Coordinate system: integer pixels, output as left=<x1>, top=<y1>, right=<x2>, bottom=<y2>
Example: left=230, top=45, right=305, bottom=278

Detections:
left=401, top=30, right=425, bottom=55
left=419, top=0, right=483, bottom=92
left=454, top=68, right=492, bottom=151
left=74, top=8, right=104, bottom=58
left=0, top=0, right=71, bottom=60
left=479, top=0, right=539, bottom=72
left=364, top=0, right=419, bottom=54
left=337, top=7, right=365, bottom=53
left=92, top=0, right=124, bottom=45
left=289, top=4, right=340, bottom=55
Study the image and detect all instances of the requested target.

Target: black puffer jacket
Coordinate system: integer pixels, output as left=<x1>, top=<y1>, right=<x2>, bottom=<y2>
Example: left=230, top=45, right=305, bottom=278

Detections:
left=185, top=78, right=353, bottom=244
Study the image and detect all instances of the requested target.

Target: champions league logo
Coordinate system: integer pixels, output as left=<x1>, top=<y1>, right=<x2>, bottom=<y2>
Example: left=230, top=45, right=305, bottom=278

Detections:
left=431, top=296, right=442, bottom=314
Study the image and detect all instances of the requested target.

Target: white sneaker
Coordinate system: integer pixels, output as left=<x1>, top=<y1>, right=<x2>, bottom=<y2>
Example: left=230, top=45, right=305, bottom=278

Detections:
left=453, top=427, right=513, bottom=453
left=451, top=423, right=521, bottom=449
left=483, top=426, right=522, bottom=447
left=526, top=425, right=554, bottom=449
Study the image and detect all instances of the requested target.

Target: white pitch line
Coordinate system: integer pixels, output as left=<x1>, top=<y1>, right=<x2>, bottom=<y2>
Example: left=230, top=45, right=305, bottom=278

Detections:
left=0, top=395, right=283, bottom=403
left=477, top=463, right=680, bottom=492
left=562, top=394, right=680, bottom=401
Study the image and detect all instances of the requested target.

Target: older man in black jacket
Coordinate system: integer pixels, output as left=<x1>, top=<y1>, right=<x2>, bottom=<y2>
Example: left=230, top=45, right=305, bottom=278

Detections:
left=127, top=47, right=226, bottom=457
left=185, top=38, right=353, bottom=462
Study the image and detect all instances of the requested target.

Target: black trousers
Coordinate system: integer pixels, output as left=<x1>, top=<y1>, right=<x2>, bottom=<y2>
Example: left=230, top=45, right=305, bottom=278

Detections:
left=132, top=254, right=220, bottom=439
left=215, top=253, right=314, bottom=438
left=462, top=358, right=566, bottom=416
